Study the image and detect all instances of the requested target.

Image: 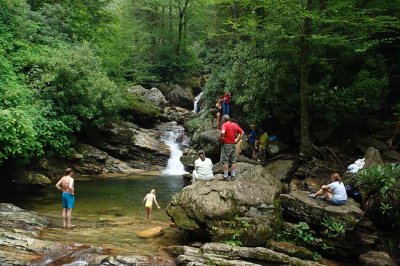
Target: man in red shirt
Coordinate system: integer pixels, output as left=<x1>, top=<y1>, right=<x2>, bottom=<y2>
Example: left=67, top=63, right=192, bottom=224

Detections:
left=220, top=115, right=244, bottom=180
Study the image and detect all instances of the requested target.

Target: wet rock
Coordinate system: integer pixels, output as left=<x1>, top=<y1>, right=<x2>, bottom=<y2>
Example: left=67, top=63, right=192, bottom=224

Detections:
left=280, top=190, right=364, bottom=230
left=136, top=226, right=165, bottom=238
left=268, top=241, right=314, bottom=260
left=170, top=243, right=323, bottom=266
left=162, top=106, right=193, bottom=124
left=0, top=203, right=66, bottom=266
left=81, top=122, right=170, bottom=171
left=86, top=254, right=175, bottom=265
left=74, top=143, right=139, bottom=174
left=166, top=164, right=282, bottom=246
left=180, top=155, right=198, bottom=171
left=359, top=251, right=396, bottom=266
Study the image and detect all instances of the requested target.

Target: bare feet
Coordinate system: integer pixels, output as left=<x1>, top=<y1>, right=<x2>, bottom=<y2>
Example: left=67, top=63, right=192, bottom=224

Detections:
left=66, top=224, right=76, bottom=229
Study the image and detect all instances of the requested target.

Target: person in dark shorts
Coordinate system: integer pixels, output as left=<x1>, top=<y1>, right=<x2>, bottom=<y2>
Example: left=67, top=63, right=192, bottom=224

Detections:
left=220, top=115, right=244, bottom=181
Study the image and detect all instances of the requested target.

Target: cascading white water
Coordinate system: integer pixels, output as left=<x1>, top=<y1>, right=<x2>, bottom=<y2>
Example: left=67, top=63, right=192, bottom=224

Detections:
left=159, top=122, right=188, bottom=175
left=192, top=92, right=203, bottom=113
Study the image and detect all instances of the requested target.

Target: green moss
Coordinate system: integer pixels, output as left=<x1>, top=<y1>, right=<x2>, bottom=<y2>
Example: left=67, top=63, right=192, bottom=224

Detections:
left=167, top=206, right=199, bottom=230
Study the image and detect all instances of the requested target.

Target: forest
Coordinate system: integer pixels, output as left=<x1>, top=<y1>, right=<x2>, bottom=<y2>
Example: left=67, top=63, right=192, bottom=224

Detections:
left=1, top=0, right=399, bottom=164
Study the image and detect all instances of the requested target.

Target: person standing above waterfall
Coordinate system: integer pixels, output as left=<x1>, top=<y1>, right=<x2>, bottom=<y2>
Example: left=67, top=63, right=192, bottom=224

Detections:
left=143, top=189, right=161, bottom=219
left=55, top=168, right=75, bottom=229
left=192, top=150, right=214, bottom=183
left=221, top=91, right=231, bottom=115
left=220, top=115, right=244, bottom=181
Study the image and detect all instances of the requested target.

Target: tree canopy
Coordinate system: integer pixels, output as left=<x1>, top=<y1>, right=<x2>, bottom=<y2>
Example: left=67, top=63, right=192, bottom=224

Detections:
left=1, top=0, right=400, bottom=163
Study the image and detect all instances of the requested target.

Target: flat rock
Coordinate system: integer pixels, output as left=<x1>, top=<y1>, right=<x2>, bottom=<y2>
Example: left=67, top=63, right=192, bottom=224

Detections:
left=136, top=226, right=165, bottom=238
left=280, top=190, right=364, bottom=230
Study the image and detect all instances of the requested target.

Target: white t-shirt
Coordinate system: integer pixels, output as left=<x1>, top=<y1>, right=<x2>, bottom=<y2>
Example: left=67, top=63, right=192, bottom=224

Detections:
left=328, top=181, right=347, bottom=201
left=194, top=158, right=214, bottom=179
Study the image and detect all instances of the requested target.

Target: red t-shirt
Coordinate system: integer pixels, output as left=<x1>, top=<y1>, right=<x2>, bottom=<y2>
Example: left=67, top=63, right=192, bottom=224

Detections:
left=222, top=94, right=230, bottom=104
left=221, top=121, right=244, bottom=144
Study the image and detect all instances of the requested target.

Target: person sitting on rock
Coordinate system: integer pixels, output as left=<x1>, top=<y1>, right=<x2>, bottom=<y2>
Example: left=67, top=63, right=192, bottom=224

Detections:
left=308, top=173, right=347, bottom=206
left=192, top=150, right=214, bottom=183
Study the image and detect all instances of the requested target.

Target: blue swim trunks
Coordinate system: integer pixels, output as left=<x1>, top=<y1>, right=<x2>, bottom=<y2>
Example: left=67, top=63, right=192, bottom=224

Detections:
left=62, top=192, right=75, bottom=209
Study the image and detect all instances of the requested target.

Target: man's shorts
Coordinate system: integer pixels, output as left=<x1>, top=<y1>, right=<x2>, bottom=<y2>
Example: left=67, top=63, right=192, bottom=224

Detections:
left=221, top=144, right=237, bottom=164
left=62, top=192, right=75, bottom=209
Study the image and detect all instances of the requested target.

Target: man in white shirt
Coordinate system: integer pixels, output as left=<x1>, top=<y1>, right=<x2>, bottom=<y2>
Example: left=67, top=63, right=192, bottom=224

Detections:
left=192, top=150, right=214, bottom=183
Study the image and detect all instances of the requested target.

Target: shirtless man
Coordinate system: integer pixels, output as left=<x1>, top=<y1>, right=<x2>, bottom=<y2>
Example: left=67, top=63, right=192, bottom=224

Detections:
left=55, top=168, right=75, bottom=228
left=142, top=189, right=160, bottom=219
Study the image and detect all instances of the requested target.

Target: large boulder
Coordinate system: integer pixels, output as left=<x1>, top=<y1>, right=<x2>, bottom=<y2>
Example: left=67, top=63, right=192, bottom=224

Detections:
left=194, top=129, right=221, bottom=162
left=81, top=122, right=170, bottom=171
left=128, top=85, right=168, bottom=107
left=74, top=143, right=140, bottom=174
left=166, top=84, right=194, bottom=110
left=264, top=160, right=295, bottom=182
left=166, top=164, right=282, bottom=246
left=280, top=190, right=364, bottom=230
left=11, top=172, right=51, bottom=188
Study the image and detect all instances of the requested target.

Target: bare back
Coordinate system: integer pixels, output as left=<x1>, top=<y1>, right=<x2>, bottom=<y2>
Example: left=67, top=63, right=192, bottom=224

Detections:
left=56, top=175, right=74, bottom=193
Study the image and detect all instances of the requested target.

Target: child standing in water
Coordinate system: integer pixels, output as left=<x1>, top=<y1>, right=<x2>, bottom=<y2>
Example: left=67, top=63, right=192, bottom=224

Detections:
left=143, top=189, right=161, bottom=219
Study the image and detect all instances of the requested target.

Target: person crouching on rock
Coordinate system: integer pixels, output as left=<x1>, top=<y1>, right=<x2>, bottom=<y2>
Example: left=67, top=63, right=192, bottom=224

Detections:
left=308, top=173, right=347, bottom=206
left=192, top=150, right=214, bottom=183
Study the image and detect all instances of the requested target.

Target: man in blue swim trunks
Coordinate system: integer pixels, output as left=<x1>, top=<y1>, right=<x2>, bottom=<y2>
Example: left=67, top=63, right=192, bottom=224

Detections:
left=56, top=168, right=75, bottom=228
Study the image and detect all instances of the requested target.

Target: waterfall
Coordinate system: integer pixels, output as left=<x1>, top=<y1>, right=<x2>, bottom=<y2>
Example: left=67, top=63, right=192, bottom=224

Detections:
left=159, top=122, right=188, bottom=175
left=192, top=92, right=203, bottom=113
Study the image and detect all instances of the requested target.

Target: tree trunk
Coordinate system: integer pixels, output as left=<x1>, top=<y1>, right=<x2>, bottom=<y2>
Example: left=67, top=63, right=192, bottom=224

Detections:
left=176, top=0, right=190, bottom=54
left=299, top=0, right=313, bottom=157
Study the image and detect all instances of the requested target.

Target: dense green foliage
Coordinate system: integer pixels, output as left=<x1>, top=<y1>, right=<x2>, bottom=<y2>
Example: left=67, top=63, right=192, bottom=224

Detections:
left=203, top=1, right=399, bottom=141
left=357, top=163, right=400, bottom=229
left=1, top=0, right=400, bottom=163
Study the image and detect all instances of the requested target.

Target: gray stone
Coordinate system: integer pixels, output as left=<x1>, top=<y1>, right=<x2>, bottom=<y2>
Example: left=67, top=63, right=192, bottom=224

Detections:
left=264, top=159, right=294, bottom=181
left=128, top=85, right=168, bottom=107
left=166, top=84, right=195, bottom=110
left=280, top=190, right=364, bottom=230
left=167, top=164, right=282, bottom=246
left=172, top=243, right=323, bottom=266
left=359, top=251, right=396, bottom=266
left=12, top=172, right=51, bottom=187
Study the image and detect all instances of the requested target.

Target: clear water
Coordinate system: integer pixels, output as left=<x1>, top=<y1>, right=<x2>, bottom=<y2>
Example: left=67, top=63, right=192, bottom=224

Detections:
left=6, top=173, right=187, bottom=259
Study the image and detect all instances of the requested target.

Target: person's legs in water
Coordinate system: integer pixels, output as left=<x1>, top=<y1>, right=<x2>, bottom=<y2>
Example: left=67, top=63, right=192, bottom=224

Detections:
left=62, top=208, right=67, bottom=228
left=66, top=208, right=75, bottom=228
left=146, top=206, right=152, bottom=219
